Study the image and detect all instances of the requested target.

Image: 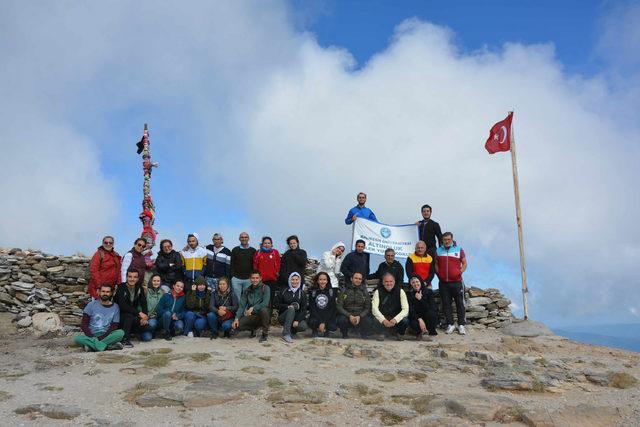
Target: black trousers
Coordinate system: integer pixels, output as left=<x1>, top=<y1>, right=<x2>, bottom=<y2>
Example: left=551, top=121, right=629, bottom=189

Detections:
left=410, top=310, right=439, bottom=335
left=237, top=308, right=270, bottom=334
left=439, top=281, right=466, bottom=326
left=337, top=314, right=375, bottom=337
left=119, top=312, right=148, bottom=340
left=308, top=316, right=337, bottom=333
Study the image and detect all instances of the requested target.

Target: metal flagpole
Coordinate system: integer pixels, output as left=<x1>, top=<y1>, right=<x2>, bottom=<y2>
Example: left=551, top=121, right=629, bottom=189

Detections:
left=508, top=112, right=529, bottom=319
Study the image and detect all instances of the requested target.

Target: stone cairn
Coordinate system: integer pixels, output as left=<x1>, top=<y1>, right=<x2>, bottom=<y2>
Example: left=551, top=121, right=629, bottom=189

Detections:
left=0, top=250, right=514, bottom=331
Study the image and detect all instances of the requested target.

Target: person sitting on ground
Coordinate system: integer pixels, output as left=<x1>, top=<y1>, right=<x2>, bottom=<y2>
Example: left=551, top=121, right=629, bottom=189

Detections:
left=114, top=269, right=149, bottom=348
left=407, top=274, right=438, bottom=340
left=184, top=276, right=212, bottom=338
left=279, top=235, right=308, bottom=289
left=88, top=235, right=121, bottom=299
left=336, top=272, right=374, bottom=339
left=340, top=239, right=370, bottom=285
left=204, top=233, right=232, bottom=292
left=141, top=273, right=165, bottom=342
left=232, top=271, right=270, bottom=342
left=371, top=272, right=409, bottom=340
left=253, top=236, right=281, bottom=304
left=275, top=272, right=308, bottom=343
left=318, top=241, right=346, bottom=289
left=373, top=248, right=404, bottom=286
left=308, top=272, right=338, bottom=338
left=208, top=277, right=238, bottom=339
left=75, top=284, right=124, bottom=352
left=156, top=280, right=186, bottom=340
left=154, top=239, right=183, bottom=292
left=181, top=233, right=208, bottom=286
left=405, top=241, right=435, bottom=288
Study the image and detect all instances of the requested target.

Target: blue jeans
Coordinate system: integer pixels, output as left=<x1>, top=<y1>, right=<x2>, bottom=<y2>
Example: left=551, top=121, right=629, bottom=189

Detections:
left=161, top=311, right=184, bottom=334
left=184, top=311, right=209, bottom=336
left=140, top=318, right=159, bottom=342
left=207, top=312, right=233, bottom=335
left=231, top=277, right=251, bottom=302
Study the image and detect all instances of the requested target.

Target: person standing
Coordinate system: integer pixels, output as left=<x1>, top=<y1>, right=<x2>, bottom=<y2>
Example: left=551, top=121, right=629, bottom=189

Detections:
left=230, top=232, right=257, bottom=302
left=74, top=284, right=124, bottom=352
left=407, top=275, right=438, bottom=340
left=114, top=269, right=149, bottom=347
left=120, top=238, right=147, bottom=287
left=154, top=239, right=183, bottom=291
left=318, top=242, right=346, bottom=289
left=340, top=239, right=370, bottom=285
left=435, top=232, right=468, bottom=335
left=415, top=204, right=443, bottom=257
left=204, top=233, right=232, bottom=292
left=279, top=235, right=308, bottom=288
left=181, top=233, right=208, bottom=286
left=345, top=192, right=377, bottom=225
left=372, top=248, right=405, bottom=286
left=405, top=241, right=435, bottom=287
left=308, top=272, right=338, bottom=337
left=232, top=271, right=271, bottom=342
left=275, top=272, right=308, bottom=343
left=336, top=272, right=374, bottom=339
left=88, top=236, right=122, bottom=299
left=371, top=273, right=410, bottom=340
left=253, top=236, right=281, bottom=304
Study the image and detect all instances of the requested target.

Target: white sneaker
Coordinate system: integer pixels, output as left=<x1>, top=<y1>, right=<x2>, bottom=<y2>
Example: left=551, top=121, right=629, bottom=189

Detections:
left=445, top=325, right=455, bottom=334
left=187, top=332, right=194, bottom=338
left=458, top=325, right=466, bottom=335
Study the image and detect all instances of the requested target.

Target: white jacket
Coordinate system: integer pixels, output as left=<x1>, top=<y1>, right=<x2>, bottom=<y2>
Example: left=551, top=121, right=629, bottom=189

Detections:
left=317, top=241, right=346, bottom=288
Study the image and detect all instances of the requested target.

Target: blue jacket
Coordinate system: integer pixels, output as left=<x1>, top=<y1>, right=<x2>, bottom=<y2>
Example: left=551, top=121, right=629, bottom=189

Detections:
left=156, top=292, right=187, bottom=320
left=345, top=206, right=377, bottom=225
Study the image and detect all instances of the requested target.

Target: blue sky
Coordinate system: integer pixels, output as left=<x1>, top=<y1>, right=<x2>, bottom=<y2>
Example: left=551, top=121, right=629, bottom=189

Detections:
left=1, top=1, right=638, bottom=327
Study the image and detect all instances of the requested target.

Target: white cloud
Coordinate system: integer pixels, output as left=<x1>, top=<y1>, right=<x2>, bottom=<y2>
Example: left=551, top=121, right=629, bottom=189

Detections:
left=0, top=1, right=638, bottom=324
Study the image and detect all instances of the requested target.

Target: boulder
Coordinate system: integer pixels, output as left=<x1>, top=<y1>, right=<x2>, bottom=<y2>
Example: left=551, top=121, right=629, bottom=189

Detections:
left=501, top=320, right=553, bottom=337
left=32, top=312, right=63, bottom=335
left=468, top=297, right=492, bottom=306
left=17, top=315, right=32, bottom=328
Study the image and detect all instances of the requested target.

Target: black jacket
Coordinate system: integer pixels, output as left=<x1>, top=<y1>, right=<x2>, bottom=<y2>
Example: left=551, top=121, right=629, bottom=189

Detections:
left=154, top=250, right=184, bottom=285
left=275, top=287, right=308, bottom=322
left=114, top=283, right=148, bottom=317
left=204, top=245, right=232, bottom=279
left=407, top=283, right=438, bottom=321
left=309, top=287, right=337, bottom=323
left=230, top=246, right=257, bottom=280
left=340, top=251, right=370, bottom=283
left=210, top=289, right=239, bottom=315
left=418, top=219, right=443, bottom=251
left=279, top=248, right=308, bottom=286
left=336, top=282, right=371, bottom=318
left=373, top=260, right=405, bottom=286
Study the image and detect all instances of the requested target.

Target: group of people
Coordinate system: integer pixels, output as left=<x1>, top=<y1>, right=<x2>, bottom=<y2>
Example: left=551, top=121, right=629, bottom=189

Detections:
left=76, top=194, right=467, bottom=351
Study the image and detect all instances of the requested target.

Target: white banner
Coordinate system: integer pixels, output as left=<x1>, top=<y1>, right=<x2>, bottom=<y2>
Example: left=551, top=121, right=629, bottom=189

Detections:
left=351, top=217, right=418, bottom=259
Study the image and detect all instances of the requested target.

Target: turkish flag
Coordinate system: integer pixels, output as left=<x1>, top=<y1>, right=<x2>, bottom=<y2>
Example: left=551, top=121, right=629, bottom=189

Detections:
left=485, top=112, right=513, bottom=154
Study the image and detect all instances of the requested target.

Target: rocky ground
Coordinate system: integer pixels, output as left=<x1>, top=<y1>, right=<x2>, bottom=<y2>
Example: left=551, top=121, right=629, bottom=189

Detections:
left=0, top=320, right=638, bottom=426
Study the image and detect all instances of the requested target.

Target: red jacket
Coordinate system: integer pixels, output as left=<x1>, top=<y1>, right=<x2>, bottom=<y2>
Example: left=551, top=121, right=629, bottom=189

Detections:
left=88, top=247, right=122, bottom=298
left=436, top=245, right=466, bottom=283
left=253, top=249, right=281, bottom=282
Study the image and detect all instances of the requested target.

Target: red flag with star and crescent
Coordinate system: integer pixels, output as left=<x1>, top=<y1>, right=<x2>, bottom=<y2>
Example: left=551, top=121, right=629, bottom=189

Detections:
left=485, top=112, right=513, bottom=154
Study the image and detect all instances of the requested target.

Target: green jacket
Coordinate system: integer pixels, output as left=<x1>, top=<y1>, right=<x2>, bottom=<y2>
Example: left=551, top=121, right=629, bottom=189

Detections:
left=236, top=283, right=270, bottom=320
left=146, top=287, right=165, bottom=318
left=336, top=282, right=371, bottom=318
left=186, top=290, right=212, bottom=316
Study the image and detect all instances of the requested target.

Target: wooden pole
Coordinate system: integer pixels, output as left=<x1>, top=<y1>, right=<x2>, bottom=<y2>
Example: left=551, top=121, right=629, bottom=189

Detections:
left=509, top=113, right=529, bottom=319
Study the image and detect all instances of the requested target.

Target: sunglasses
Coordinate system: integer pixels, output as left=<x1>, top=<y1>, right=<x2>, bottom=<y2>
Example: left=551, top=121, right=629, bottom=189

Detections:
left=135, top=243, right=145, bottom=248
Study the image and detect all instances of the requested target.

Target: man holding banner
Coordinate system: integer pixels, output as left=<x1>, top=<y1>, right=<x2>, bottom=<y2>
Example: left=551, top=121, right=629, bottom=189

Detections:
left=345, top=192, right=377, bottom=225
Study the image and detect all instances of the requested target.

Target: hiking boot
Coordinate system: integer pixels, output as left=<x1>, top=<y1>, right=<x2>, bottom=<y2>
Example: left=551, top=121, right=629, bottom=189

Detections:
left=259, top=333, right=268, bottom=343
left=122, top=339, right=134, bottom=348
left=311, top=331, right=318, bottom=338
left=163, top=332, right=172, bottom=341
left=210, top=332, right=218, bottom=340
left=458, top=325, right=467, bottom=335
left=282, top=334, right=294, bottom=343
left=250, top=330, right=256, bottom=338
left=445, top=325, right=456, bottom=334
left=341, top=331, right=348, bottom=339
left=107, top=342, right=124, bottom=351
left=224, top=330, right=231, bottom=338
left=416, top=332, right=423, bottom=341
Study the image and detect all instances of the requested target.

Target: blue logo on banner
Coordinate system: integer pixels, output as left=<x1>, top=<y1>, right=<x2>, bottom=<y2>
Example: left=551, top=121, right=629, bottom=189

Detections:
left=380, top=227, right=391, bottom=238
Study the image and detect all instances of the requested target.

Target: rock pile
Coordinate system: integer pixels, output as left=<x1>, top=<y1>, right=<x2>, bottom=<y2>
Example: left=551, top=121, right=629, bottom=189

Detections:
left=0, top=248, right=90, bottom=328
